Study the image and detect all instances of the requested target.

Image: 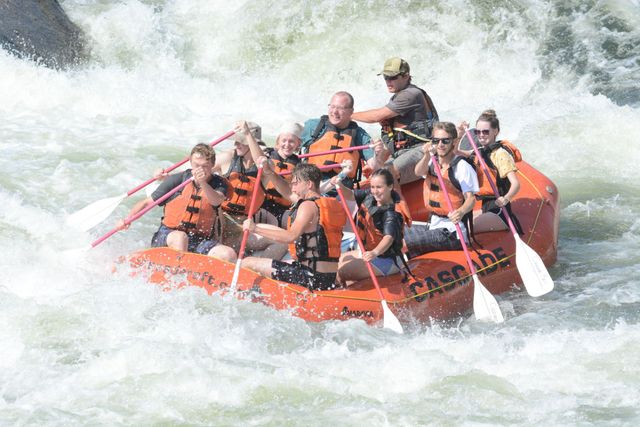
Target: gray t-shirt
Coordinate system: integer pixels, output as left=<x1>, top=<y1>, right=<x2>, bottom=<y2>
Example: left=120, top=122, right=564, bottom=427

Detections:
left=386, top=83, right=428, bottom=127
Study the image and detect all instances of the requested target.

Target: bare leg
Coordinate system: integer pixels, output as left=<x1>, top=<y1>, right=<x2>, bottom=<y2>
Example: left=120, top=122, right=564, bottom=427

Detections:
left=166, top=230, right=189, bottom=251
left=338, top=250, right=378, bottom=285
left=241, top=256, right=275, bottom=277
left=207, top=244, right=237, bottom=263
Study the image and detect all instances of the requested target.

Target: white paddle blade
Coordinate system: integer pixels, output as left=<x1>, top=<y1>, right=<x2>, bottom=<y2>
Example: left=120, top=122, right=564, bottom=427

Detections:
left=514, top=235, right=555, bottom=297
left=145, top=181, right=160, bottom=197
left=229, top=259, right=242, bottom=293
left=381, top=300, right=404, bottom=333
left=472, top=275, right=504, bottom=323
left=66, top=193, right=127, bottom=231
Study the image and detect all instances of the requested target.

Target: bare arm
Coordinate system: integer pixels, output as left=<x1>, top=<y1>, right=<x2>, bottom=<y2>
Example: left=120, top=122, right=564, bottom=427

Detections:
left=414, top=143, right=434, bottom=176
left=245, top=200, right=316, bottom=243
left=363, top=235, right=394, bottom=262
left=496, top=171, right=520, bottom=207
left=351, top=106, right=398, bottom=124
left=212, top=149, right=233, bottom=175
left=448, top=192, right=476, bottom=224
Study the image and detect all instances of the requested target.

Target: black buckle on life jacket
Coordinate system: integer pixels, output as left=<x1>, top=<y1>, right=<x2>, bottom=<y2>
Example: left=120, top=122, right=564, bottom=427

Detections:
left=430, top=183, right=439, bottom=192
left=429, top=200, right=441, bottom=208
left=322, top=160, right=338, bottom=166
left=186, top=206, right=199, bottom=214
left=277, top=161, right=288, bottom=169
left=238, top=175, right=251, bottom=183
left=190, top=195, right=202, bottom=201
left=333, top=134, right=344, bottom=141
left=234, top=188, right=248, bottom=196
left=180, top=221, right=196, bottom=229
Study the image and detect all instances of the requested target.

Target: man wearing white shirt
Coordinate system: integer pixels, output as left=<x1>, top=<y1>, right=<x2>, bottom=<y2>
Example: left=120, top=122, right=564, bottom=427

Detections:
left=405, top=121, right=479, bottom=258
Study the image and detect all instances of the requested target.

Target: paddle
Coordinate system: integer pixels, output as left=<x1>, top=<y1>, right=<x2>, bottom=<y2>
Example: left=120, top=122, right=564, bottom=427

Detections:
left=82, top=177, right=195, bottom=251
left=335, top=185, right=404, bottom=333
left=298, top=144, right=371, bottom=158
left=430, top=153, right=504, bottom=323
left=464, top=128, right=554, bottom=297
left=229, top=166, right=264, bottom=292
left=66, top=129, right=236, bottom=231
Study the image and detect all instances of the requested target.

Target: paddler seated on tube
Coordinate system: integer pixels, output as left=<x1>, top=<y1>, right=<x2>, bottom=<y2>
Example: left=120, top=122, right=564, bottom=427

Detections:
left=237, top=119, right=303, bottom=260
left=213, top=122, right=266, bottom=253
left=332, top=168, right=412, bottom=285
left=300, top=90, right=386, bottom=195
left=351, top=57, right=439, bottom=189
left=456, top=109, right=524, bottom=234
left=118, top=144, right=237, bottom=262
left=404, top=121, right=479, bottom=259
left=241, top=162, right=347, bottom=291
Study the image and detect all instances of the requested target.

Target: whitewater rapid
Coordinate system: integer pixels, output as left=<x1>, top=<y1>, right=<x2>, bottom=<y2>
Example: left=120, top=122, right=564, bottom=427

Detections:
left=1, top=0, right=639, bottom=425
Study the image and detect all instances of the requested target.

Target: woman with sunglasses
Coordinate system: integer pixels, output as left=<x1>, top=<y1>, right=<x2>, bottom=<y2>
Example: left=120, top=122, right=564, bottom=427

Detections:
left=404, top=122, right=479, bottom=258
left=460, top=110, right=523, bottom=233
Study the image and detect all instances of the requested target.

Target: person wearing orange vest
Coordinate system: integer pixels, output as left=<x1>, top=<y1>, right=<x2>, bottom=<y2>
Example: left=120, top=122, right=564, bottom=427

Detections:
left=404, top=122, right=479, bottom=259
left=352, top=58, right=439, bottom=186
left=458, top=110, right=523, bottom=233
left=301, top=91, right=386, bottom=193
left=334, top=168, right=412, bottom=284
left=213, top=122, right=266, bottom=251
left=119, top=144, right=237, bottom=262
left=241, top=163, right=347, bottom=291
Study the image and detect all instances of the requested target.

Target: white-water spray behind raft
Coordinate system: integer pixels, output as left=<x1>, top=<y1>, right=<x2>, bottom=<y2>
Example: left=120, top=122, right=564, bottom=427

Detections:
left=1, top=0, right=640, bottom=425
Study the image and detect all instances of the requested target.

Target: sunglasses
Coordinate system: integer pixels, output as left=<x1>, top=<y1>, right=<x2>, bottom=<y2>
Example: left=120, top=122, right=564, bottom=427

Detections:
left=430, top=137, right=453, bottom=145
left=474, top=129, right=492, bottom=136
left=383, top=74, right=403, bottom=81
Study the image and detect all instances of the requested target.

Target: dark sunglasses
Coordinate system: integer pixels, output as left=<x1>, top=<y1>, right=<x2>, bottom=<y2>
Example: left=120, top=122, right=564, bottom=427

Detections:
left=430, top=137, right=453, bottom=145
left=383, top=74, right=403, bottom=81
left=474, top=129, right=492, bottom=136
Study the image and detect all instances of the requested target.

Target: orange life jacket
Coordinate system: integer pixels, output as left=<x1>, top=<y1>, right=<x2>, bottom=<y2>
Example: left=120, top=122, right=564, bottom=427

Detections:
left=307, top=116, right=361, bottom=179
left=287, top=197, right=346, bottom=266
left=263, top=148, right=299, bottom=209
left=221, top=153, right=265, bottom=216
left=475, top=140, right=522, bottom=198
left=162, top=176, right=222, bottom=238
left=423, top=156, right=471, bottom=219
left=354, top=190, right=412, bottom=256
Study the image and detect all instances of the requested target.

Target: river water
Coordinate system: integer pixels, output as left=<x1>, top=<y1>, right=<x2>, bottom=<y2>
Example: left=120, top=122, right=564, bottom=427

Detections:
left=1, top=0, right=639, bottom=425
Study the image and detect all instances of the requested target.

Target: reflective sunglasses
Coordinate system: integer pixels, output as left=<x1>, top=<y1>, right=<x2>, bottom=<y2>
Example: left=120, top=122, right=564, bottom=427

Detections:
left=474, top=129, right=492, bottom=136
left=430, top=137, right=453, bottom=145
left=383, top=74, right=402, bottom=81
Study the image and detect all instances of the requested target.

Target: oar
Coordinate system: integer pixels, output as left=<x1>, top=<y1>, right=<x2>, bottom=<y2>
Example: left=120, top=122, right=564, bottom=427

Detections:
left=430, top=155, right=504, bottom=323
left=79, top=177, right=195, bottom=251
left=278, top=164, right=336, bottom=176
left=66, top=129, right=236, bottom=231
left=298, top=144, right=371, bottom=158
left=464, top=129, right=554, bottom=297
left=335, top=185, right=404, bottom=333
left=229, top=166, right=264, bottom=292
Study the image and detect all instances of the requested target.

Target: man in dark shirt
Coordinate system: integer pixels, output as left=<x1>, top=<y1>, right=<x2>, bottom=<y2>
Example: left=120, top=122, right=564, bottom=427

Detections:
left=120, top=143, right=237, bottom=262
left=352, top=57, right=439, bottom=185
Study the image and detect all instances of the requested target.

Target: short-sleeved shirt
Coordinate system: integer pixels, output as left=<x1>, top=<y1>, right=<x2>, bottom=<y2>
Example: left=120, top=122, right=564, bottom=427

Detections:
left=427, top=158, right=479, bottom=237
left=490, top=147, right=518, bottom=179
left=301, top=117, right=373, bottom=160
left=151, top=170, right=228, bottom=206
left=386, top=84, right=428, bottom=127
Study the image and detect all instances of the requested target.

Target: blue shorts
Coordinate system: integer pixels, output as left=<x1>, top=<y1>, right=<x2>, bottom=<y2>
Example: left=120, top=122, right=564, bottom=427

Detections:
left=370, top=256, right=402, bottom=276
left=151, top=224, right=219, bottom=255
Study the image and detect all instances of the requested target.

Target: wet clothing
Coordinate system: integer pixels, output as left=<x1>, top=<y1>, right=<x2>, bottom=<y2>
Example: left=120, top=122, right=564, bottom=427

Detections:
left=271, top=260, right=338, bottom=291
left=353, top=189, right=407, bottom=258
left=150, top=171, right=227, bottom=253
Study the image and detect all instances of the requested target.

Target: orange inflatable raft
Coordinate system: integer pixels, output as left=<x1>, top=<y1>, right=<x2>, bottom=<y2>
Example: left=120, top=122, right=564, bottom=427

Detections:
left=125, top=161, right=559, bottom=326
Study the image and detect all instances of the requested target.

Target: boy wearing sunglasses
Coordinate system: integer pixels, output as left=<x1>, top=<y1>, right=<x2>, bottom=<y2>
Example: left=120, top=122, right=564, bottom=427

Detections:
left=404, top=122, right=479, bottom=258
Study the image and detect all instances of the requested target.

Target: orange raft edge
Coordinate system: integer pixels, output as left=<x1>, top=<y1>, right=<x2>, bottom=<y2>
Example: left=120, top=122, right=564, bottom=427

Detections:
left=120, top=161, right=559, bottom=327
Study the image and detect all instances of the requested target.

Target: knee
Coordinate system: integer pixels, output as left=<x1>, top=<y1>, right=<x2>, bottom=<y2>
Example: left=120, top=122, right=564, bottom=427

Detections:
left=167, top=231, right=188, bottom=250
left=208, top=245, right=237, bottom=263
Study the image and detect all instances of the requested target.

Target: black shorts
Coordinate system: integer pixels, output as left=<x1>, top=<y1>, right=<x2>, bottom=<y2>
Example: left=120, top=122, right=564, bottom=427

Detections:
left=271, top=260, right=338, bottom=291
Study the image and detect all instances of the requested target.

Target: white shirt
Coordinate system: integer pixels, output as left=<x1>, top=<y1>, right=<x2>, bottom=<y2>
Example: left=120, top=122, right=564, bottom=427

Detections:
left=428, top=158, right=479, bottom=239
